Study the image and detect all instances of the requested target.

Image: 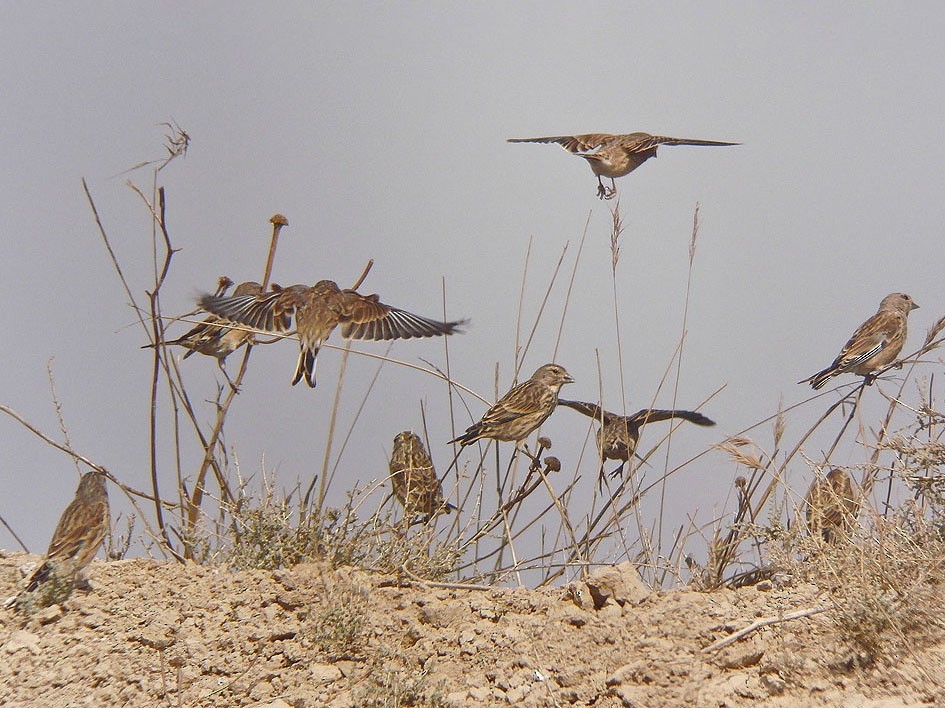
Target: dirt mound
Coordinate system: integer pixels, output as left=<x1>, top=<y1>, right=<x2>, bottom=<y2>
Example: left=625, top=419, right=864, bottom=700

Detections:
left=1, top=552, right=942, bottom=706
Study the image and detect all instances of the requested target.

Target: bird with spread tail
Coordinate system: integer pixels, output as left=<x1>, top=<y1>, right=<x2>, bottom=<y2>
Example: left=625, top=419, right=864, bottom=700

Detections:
left=22, top=471, right=110, bottom=602
left=507, top=132, right=739, bottom=199
left=557, top=399, right=715, bottom=473
left=800, top=292, right=918, bottom=390
left=450, top=364, right=574, bottom=447
left=804, top=468, right=859, bottom=543
left=389, top=431, right=455, bottom=522
left=199, top=279, right=465, bottom=387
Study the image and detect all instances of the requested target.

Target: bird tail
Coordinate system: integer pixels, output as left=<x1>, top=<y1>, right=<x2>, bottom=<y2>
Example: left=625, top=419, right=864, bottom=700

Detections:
left=292, top=346, right=318, bottom=387
left=799, top=367, right=836, bottom=390
left=448, top=427, right=480, bottom=446
left=25, top=561, right=55, bottom=593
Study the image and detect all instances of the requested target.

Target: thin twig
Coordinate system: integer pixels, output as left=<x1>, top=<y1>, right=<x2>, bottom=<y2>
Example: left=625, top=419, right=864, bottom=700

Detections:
left=702, top=606, right=829, bottom=653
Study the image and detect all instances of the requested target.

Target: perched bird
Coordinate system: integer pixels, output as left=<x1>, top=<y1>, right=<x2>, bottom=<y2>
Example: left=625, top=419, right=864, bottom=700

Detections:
left=24, top=471, right=110, bottom=598
left=389, top=431, right=455, bottom=522
left=800, top=293, right=919, bottom=390
left=199, top=280, right=465, bottom=387
left=804, top=468, right=859, bottom=543
left=158, top=280, right=266, bottom=378
left=507, top=132, right=739, bottom=199
left=450, top=364, right=574, bottom=447
left=558, top=399, right=716, bottom=469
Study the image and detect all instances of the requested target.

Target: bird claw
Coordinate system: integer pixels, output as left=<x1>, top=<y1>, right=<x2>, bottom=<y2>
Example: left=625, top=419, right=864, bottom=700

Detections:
left=597, top=184, right=617, bottom=200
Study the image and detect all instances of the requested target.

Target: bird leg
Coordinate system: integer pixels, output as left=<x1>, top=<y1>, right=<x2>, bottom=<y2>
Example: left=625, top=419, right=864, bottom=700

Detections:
left=217, top=361, right=241, bottom=393
left=597, top=177, right=617, bottom=200
left=608, top=461, right=628, bottom=479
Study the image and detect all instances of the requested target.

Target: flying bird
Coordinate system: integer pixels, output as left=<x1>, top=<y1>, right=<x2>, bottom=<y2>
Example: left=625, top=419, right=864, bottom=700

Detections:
left=507, top=132, right=739, bottom=199
left=22, top=471, right=110, bottom=602
left=800, top=292, right=918, bottom=390
left=804, top=468, right=859, bottom=543
left=450, top=364, right=574, bottom=447
left=558, top=399, right=715, bottom=472
left=199, top=279, right=465, bottom=387
left=389, top=431, right=455, bottom=522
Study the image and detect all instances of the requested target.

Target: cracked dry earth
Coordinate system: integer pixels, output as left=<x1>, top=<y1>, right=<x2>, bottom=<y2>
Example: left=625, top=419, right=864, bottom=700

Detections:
left=1, top=553, right=944, bottom=707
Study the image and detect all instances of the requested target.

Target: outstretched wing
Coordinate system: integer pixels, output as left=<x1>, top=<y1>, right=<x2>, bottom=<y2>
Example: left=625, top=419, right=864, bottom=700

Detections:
left=338, top=292, right=465, bottom=341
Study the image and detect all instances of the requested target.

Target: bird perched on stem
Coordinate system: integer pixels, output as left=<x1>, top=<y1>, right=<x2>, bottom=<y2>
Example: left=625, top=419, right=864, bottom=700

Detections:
left=389, top=431, right=455, bottom=523
left=507, top=132, right=739, bottom=199
left=199, top=279, right=465, bottom=388
left=18, top=471, right=110, bottom=607
left=154, top=279, right=267, bottom=382
left=557, top=399, right=716, bottom=474
left=800, top=292, right=918, bottom=390
left=450, top=364, right=574, bottom=449
left=804, top=468, right=859, bottom=543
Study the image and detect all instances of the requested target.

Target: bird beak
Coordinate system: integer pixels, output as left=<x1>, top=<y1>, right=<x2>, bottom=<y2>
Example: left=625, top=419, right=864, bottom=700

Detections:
left=912, top=301, right=920, bottom=310
left=564, top=373, right=575, bottom=384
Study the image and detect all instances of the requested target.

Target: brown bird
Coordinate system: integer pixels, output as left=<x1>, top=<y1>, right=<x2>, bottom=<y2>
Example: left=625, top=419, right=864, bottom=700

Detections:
left=199, top=279, right=466, bottom=387
left=507, top=132, right=739, bottom=199
left=389, top=431, right=455, bottom=522
left=558, top=399, right=716, bottom=471
left=24, top=471, right=110, bottom=599
left=450, top=364, right=574, bottom=446
left=163, top=280, right=265, bottom=366
left=800, top=293, right=918, bottom=390
left=804, top=468, right=859, bottom=543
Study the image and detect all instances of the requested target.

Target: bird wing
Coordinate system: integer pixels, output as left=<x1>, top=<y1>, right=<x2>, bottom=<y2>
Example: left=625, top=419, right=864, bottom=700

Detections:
left=638, top=135, right=741, bottom=149
left=338, top=292, right=464, bottom=341
left=828, top=309, right=902, bottom=372
left=627, top=409, right=716, bottom=427
left=507, top=134, right=615, bottom=153
left=475, top=381, right=547, bottom=427
left=199, top=286, right=304, bottom=333
left=557, top=399, right=614, bottom=424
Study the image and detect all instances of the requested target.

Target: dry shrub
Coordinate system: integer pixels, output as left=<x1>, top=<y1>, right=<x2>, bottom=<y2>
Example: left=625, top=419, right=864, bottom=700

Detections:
left=766, top=493, right=945, bottom=665
left=220, top=479, right=458, bottom=580
left=352, top=653, right=449, bottom=708
left=309, top=575, right=369, bottom=660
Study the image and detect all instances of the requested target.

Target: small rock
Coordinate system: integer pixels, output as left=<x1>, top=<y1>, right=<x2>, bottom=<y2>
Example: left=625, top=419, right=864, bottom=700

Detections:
left=35, top=603, right=64, bottom=625
left=584, top=562, right=650, bottom=609
left=762, top=673, right=785, bottom=695
left=309, top=663, right=342, bottom=684
left=3, top=630, right=41, bottom=654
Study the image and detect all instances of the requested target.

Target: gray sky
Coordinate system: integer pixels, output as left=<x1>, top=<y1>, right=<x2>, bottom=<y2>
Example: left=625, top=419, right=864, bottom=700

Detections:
left=3, top=4, right=943, bottom=575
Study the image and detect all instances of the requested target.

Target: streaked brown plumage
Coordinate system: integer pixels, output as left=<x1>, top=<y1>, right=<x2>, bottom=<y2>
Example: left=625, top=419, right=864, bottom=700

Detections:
left=450, top=364, right=574, bottom=446
left=199, top=279, right=466, bottom=387
left=800, top=293, right=918, bottom=390
left=389, top=431, right=455, bottom=521
left=507, top=132, right=739, bottom=199
left=165, top=280, right=265, bottom=363
left=558, top=399, right=716, bottom=463
left=25, top=471, right=110, bottom=594
left=804, top=468, right=859, bottom=543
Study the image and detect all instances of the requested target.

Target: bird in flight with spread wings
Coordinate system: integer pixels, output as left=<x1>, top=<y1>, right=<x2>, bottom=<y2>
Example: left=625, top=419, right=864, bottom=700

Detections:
left=199, top=279, right=465, bottom=388
left=508, top=131, right=739, bottom=199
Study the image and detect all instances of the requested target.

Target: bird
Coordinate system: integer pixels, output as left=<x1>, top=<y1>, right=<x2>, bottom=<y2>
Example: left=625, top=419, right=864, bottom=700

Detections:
left=800, top=293, right=919, bottom=390
left=804, top=468, right=858, bottom=543
left=198, top=279, right=466, bottom=388
left=450, top=364, right=574, bottom=447
left=389, top=431, right=455, bottom=522
left=507, top=132, right=739, bottom=199
left=557, top=399, right=716, bottom=471
left=23, top=471, right=110, bottom=599
left=155, top=279, right=267, bottom=378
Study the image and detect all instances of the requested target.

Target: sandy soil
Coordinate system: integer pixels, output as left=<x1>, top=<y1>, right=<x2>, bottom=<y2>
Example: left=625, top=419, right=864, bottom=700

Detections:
left=2, top=552, right=943, bottom=707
